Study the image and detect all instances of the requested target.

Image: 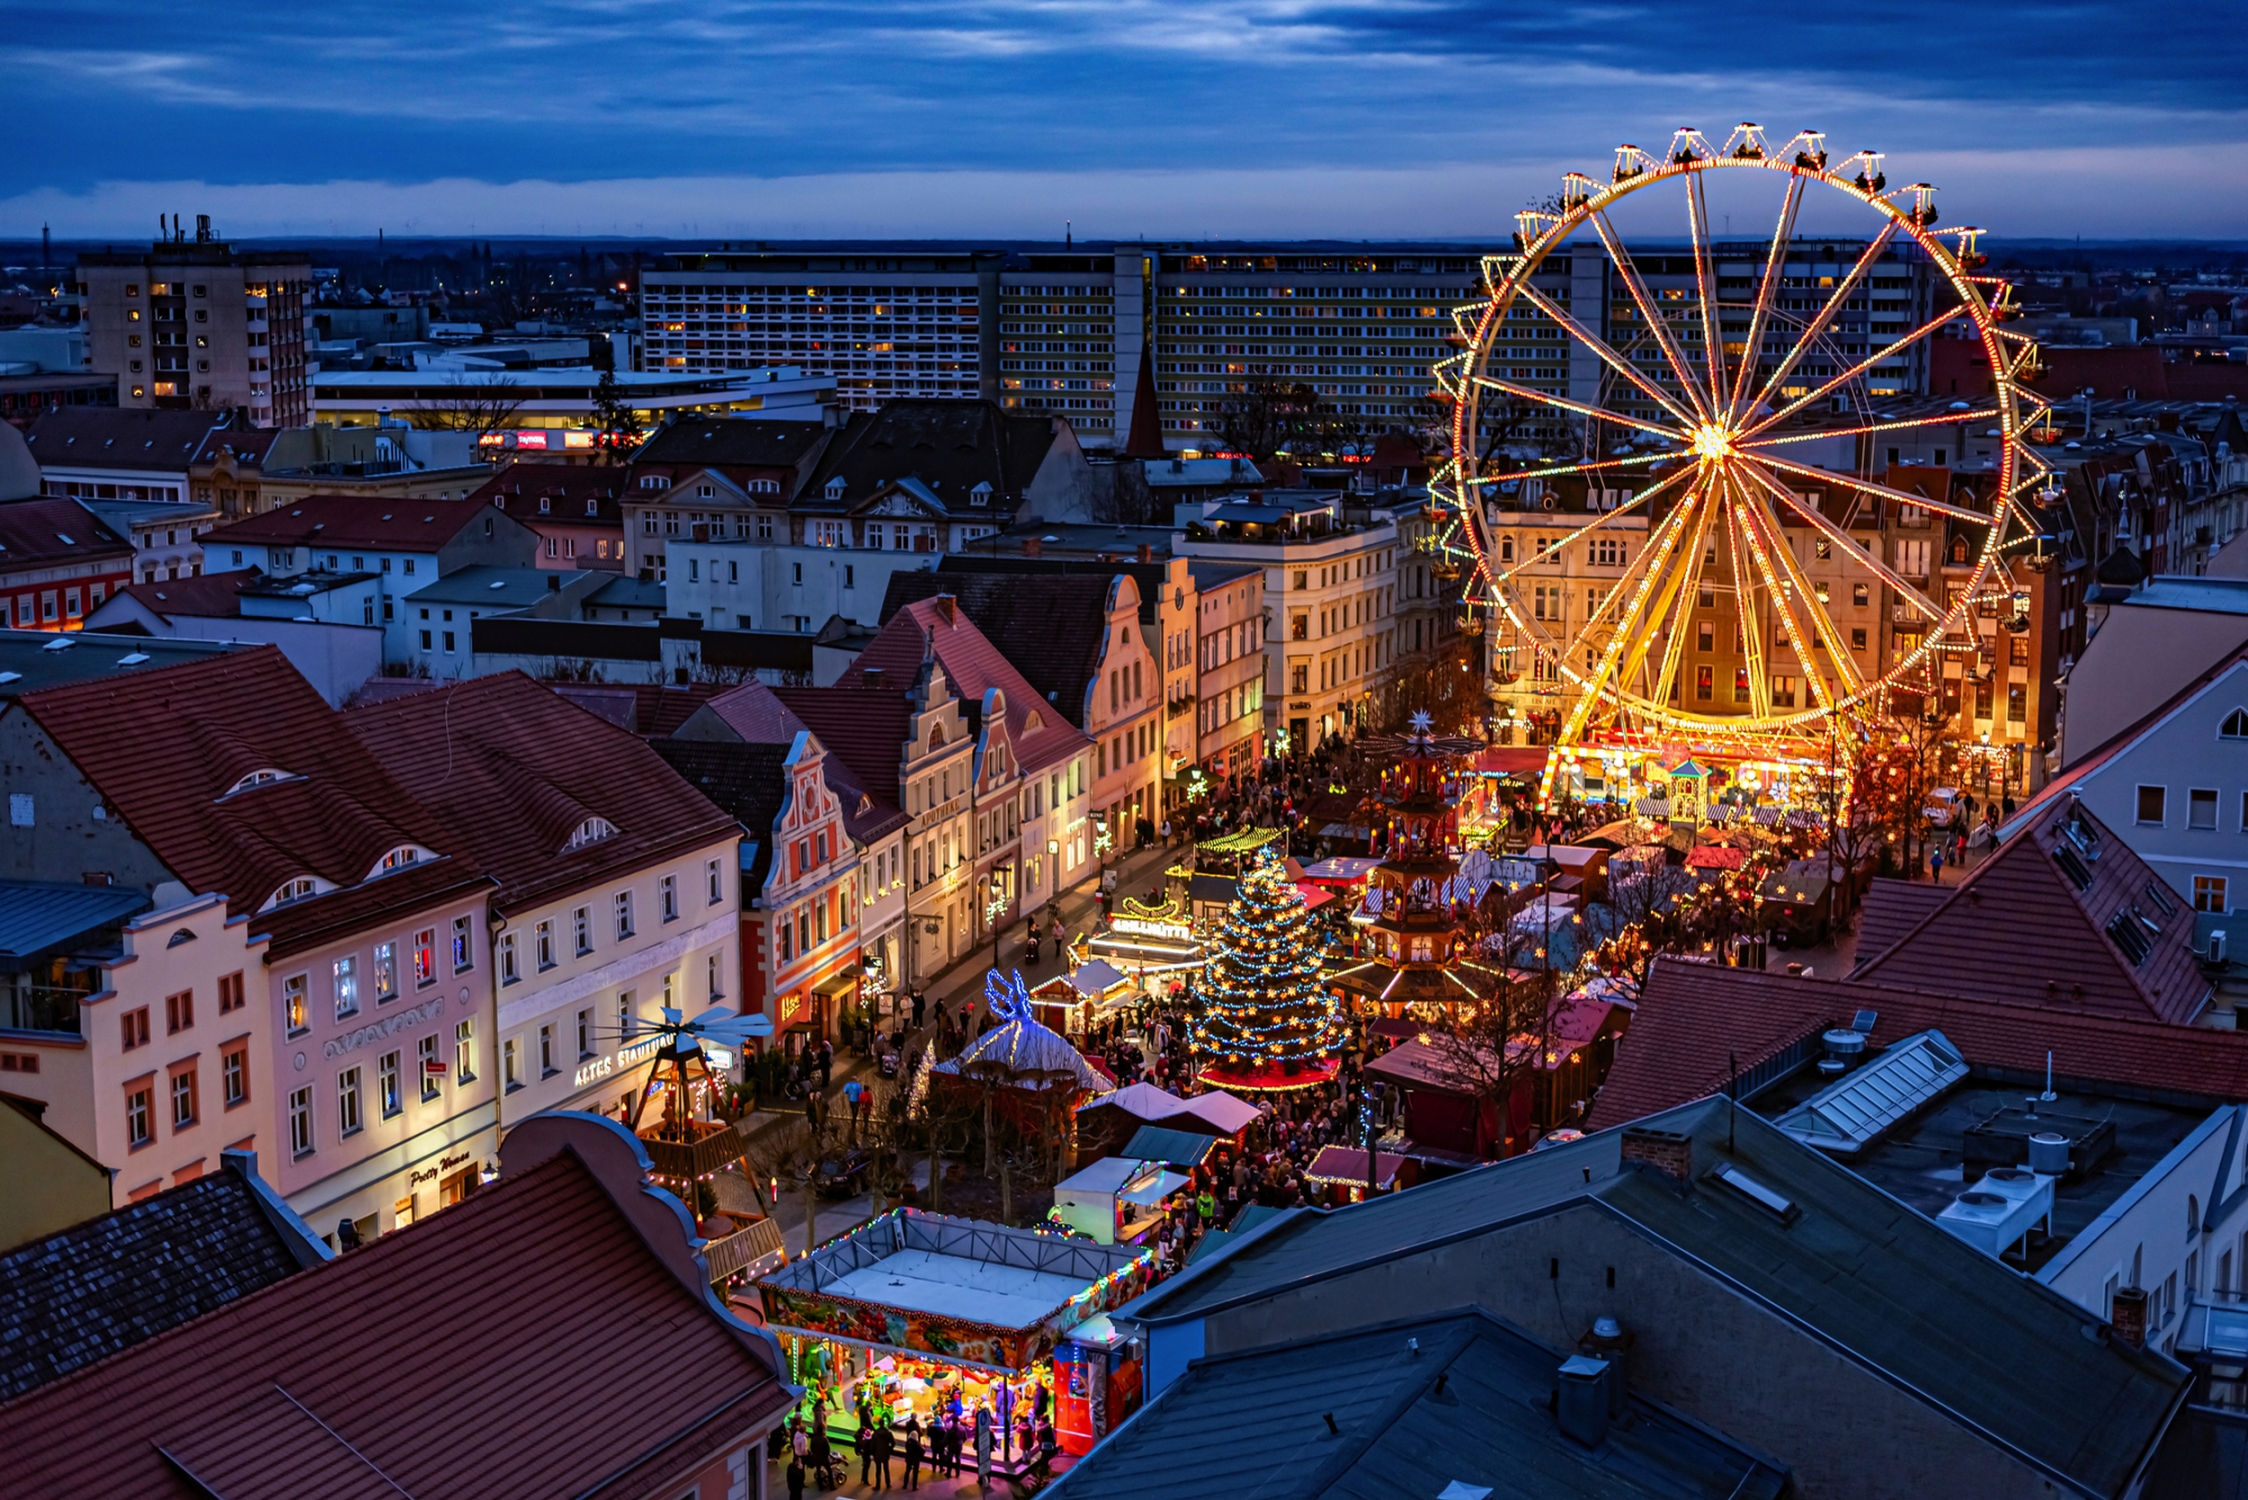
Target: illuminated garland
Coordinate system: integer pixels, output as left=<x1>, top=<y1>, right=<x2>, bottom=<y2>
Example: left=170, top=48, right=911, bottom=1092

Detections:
left=1188, top=846, right=1344, bottom=1067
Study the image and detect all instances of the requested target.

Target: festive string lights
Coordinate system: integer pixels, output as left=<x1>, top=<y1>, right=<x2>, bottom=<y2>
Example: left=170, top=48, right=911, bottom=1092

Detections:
left=1191, top=846, right=1344, bottom=1090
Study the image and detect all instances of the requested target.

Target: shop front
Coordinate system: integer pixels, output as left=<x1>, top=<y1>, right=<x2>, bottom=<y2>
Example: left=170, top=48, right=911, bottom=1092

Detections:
left=757, top=1210, right=1157, bottom=1469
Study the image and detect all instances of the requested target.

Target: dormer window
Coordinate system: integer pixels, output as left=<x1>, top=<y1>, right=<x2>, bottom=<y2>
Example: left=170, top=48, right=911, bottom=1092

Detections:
left=640, top=475, right=671, bottom=490
left=566, top=816, right=618, bottom=851
left=968, top=482, right=993, bottom=507
left=825, top=476, right=847, bottom=502
left=538, top=496, right=551, bottom=513
left=263, top=875, right=326, bottom=911
left=586, top=499, right=598, bottom=516
left=369, top=844, right=438, bottom=878
left=221, top=767, right=295, bottom=799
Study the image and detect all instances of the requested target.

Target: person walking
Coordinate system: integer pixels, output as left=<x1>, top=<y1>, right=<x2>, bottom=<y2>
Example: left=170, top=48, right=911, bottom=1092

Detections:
left=911, top=988, right=926, bottom=1030
left=1929, top=845, right=1945, bottom=883
left=902, top=1419, right=924, bottom=1492
left=817, top=1038, right=834, bottom=1090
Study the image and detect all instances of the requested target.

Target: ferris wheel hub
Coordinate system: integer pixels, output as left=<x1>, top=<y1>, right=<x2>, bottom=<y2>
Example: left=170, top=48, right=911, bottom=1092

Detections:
left=1691, top=422, right=1738, bottom=462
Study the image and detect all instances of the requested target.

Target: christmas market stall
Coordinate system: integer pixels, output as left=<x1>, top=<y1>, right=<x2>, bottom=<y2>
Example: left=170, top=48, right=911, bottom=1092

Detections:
left=1073, top=1081, right=1190, bottom=1163
left=1088, top=891, right=1205, bottom=989
left=1052, top=1155, right=1192, bottom=1244
left=927, top=970, right=1114, bottom=1177
left=1026, top=960, right=1131, bottom=1039
left=1303, top=1144, right=1409, bottom=1203
left=756, top=1209, right=1158, bottom=1464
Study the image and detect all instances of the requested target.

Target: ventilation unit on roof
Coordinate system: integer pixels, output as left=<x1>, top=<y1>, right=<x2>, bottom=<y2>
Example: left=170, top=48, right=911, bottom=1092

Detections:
left=2107, top=909, right=2153, bottom=965
left=2053, top=843, right=2094, bottom=892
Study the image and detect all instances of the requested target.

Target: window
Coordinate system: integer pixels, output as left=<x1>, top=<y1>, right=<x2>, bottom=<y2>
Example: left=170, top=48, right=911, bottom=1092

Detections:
left=2193, top=789, right=2220, bottom=831
left=539, top=1024, right=556, bottom=1077
left=536, top=919, right=556, bottom=970
left=660, top=875, right=678, bottom=922
left=618, top=991, right=635, bottom=1039
left=1851, top=627, right=1868, bottom=652
left=708, top=952, right=724, bottom=1000
left=1696, top=665, right=1713, bottom=701
left=222, top=1044, right=248, bottom=1107
left=171, top=1067, right=198, bottom=1129
left=333, top=955, right=359, bottom=1018
left=2224, top=708, right=2248, bottom=740
left=413, top=928, right=436, bottom=986
left=2196, top=876, right=2229, bottom=914
left=337, top=1067, right=362, bottom=1135
left=2137, top=786, right=2167, bottom=826
left=577, top=1007, right=594, bottom=1060
left=707, top=857, right=723, bottom=905
left=452, top=915, right=473, bottom=972
left=165, top=990, right=193, bottom=1034
left=455, top=1019, right=475, bottom=1081
left=283, top=976, right=307, bottom=1036
left=504, top=1037, right=521, bottom=1090
left=379, top=1051, right=402, bottom=1117
left=218, top=971, right=245, bottom=1014
left=126, top=1084, right=154, bottom=1147
left=573, top=905, right=592, bottom=955
left=615, top=890, right=635, bottom=940
left=418, top=1035, right=441, bottom=1100
left=289, top=1086, right=313, bottom=1156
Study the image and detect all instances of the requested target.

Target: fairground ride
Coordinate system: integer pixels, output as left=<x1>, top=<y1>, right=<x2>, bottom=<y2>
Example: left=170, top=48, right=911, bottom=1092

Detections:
left=1431, top=124, right=2055, bottom=810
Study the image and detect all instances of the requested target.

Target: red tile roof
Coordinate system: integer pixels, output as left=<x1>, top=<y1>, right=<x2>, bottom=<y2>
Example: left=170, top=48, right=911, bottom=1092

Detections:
left=105, top=569, right=259, bottom=619
left=472, top=462, right=627, bottom=526
left=17, top=646, right=489, bottom=958
left=1852, top=878, right=1948, bottom=961
left=843, top=595, right=1093, bottom=775
left=0, top=1147, right=788, bottom=1499
left=1852, top=796, right=2208, bottom=1024
left=345, top=673, right=739, bottom=914
left=1586, top=959, right=2248, bottom=1132
left=200, top=493, right=505, bottom=554
left=0, top=496, right=133, bottom=575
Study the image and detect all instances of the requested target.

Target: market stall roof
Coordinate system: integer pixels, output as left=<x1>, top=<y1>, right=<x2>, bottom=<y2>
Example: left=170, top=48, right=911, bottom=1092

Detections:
left=1120, top=1169, right=1193, bottom=1206
left=1304, top=1145, right=1407, bottom=1189
left=1161, top=1090, right=1263, bottom=1136
left=1365, top=1036, right=1485, bottom=1093
left=1685, top=844, right=1748, bottom=870
left=1121, top=1125, right=1218, bottom=1170
left=1077, top=1080, right=1188, bottom=1120
left=1295, top=882, right=1335, bottom=912
left=1188, top=874, right=1237, bottom=905
left=1299, top=856, right=1385, bottom=885
left=1058, top=1156, right=1161, bottom=1197
left=1063, top=959, right=1129, bottom=996
left=1475, top=746, right=1551, bottom=776
left=1365, top=1015, right=1427, bottom=1041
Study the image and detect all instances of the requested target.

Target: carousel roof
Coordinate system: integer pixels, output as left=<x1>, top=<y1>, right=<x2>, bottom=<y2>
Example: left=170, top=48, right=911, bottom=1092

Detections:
left=935, top=1017, right=1112, bottom=1094
left=1328, top=958, right=1510, bottom=1005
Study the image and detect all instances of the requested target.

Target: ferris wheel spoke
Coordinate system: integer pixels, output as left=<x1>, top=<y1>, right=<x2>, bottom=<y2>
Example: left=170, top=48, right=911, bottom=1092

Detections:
left=1589, top=210, right=1711, bottom=424
left=1737, top=477, right=1866, bottom=703
left=1740, top=305, right=1971, bottom=440
left=1726, top=174, right=1805, bottom=422
left=1745, top=406, right=2002, bottom=449
left=1735, top=460, right=1946, bottom=622
left=1746, top=219, right=1902, bottom=417
left=1684, top=170, right=1729, bottom=413
left=1723, top=492, right=1773, bottom=719
left=1511, top=281, right=1703, bottom=430
left=1729, top=490, right=1846, bottom=712
left=1474, top=451, right=1674, bottom=485
left=1482, top=478, right=1672, bottom=588
left=1754, top=450, right=1993, bottom=526
left=1556, top=494, right=1699, bottom=742
left=1470, top=376, right=1681, bottom=441
left=1642, top=490, right=1727, bottom=713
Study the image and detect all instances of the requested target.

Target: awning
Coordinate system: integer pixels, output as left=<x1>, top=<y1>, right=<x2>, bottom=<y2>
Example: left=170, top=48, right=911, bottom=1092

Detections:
left=812, top=965, right=862, bottom=997
left=1295, top=882, right=1334, bottom=912
left=1119, top=1169, right=1192, bottom=1206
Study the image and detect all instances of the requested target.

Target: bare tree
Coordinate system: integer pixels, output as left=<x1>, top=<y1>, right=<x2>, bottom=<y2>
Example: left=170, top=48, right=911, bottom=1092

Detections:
left=1418, top=967, right=1566, bottom=1155
left=407, top=373, right=524, bottom=438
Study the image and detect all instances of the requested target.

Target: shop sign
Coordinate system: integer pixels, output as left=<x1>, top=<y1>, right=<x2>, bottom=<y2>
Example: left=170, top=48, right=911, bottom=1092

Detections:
left=1108, top=915, right=1193, bottom=943
left=571, top=1033, right=661, bottom=1089
left=324, top=996, right=446, bottom=1060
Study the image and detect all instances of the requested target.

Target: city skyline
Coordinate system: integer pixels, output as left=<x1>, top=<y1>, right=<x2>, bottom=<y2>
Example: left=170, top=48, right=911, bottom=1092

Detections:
left=4, top=0, right=2244, bottom=240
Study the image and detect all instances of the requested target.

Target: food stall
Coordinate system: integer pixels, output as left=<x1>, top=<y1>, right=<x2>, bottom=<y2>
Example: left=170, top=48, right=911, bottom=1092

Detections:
left=1052, top=1155, right=1192, bottom=1245
left=1088, top=892, right=1204, bottom=988
left=758, top=1209, right=1157, bottom=1467
left=1027, top=960, right=1132, bottom=1038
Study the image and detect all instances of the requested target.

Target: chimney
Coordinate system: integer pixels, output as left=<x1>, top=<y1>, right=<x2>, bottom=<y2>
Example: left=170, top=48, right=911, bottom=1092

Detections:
left=1137, top=544, right=1153, bottom=564
left=1618, top=1126, right=1693, bottom=1186
left=2111, top=1286, right=2149, bottom=1348
left=1023, top=537, right=1043, bottom=558
left=862, top=666, right=885, bottom=690
left=1556, top=1357, right=1610, bottom=1447
left=933, top=594, right=957, bottom=626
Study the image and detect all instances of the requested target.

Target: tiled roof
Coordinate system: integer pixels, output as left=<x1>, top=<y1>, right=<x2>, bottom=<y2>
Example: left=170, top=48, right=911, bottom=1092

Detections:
left=1585, top=959, right=2248, bottom=1134
left=1852, top=878, right=1948, bottom=961
left=18, top=646, right=490, bottom=958
left=1852, top=796, right=2208, bottom=1024
left=770, top=686, right=913, bottom=805
left=470, top=462, right=627, bottom=525
left=877, top=570, right=1116, bottom=729
left=22, top=408, right=227, bottom=473
left=653, top=739, right=793, bottom=894
left=0, top=496, right=134, bottom=572
left=346, top=673, right=738, bottom=915
left=937, top=553, right=1165, bottom=625
left=548, top=680, right=725, bottom=737
left=105, top=568, right=260, bottom=619
left=802, top=401, right=1058, bottom=513
left=0, top=1149, right=789, bottom=1499
left=0, top=1164, right=315, bottom=1402
left=631, top=417, right=834, bottom=484
left=843, top=596, right=1092, bottom=774
left=199, top=493, right=502, bottom=553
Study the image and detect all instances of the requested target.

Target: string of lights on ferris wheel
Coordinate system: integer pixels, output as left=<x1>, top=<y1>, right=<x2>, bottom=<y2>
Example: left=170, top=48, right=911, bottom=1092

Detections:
left=1410, top=122, right=2062, bottom=808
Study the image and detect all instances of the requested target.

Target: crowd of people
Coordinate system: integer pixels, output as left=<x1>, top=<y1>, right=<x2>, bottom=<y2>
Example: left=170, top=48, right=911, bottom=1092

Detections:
left=775, top=1371, right=1060, bottom=1497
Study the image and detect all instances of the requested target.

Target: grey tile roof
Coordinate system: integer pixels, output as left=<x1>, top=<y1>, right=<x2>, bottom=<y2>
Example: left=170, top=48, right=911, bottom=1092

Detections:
left=1122, top=1097, right=2188, bottom=1500
left=1050, top=1307, right=1787, bottom=1500
left=0, top=1166, right=313, bottom=1401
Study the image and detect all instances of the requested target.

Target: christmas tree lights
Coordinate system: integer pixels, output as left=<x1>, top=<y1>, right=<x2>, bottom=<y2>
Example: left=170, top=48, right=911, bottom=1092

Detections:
left=1192, top=847, right=1344, bottom=1090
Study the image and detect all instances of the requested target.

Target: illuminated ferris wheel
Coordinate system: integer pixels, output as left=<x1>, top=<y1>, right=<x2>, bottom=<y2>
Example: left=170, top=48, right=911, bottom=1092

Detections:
left=1433, top=124, right=2054, bottom=797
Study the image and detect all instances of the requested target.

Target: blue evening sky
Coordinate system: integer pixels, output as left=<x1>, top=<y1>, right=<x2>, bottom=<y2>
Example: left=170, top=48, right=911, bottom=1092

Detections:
left=3, top=1, right=2242, bottom=240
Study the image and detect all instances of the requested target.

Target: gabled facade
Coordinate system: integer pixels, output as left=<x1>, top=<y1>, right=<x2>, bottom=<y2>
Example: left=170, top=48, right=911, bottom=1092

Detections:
left=0, top=496, right=136, bottom=631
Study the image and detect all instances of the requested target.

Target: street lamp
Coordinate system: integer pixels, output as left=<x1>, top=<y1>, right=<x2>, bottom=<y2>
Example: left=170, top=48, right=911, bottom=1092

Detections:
left=986, top=887, right=1008, bottom=972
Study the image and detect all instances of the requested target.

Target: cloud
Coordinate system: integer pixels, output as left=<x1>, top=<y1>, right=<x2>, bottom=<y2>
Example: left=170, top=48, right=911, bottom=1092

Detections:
left=0, top=0, right=2240, bottom=235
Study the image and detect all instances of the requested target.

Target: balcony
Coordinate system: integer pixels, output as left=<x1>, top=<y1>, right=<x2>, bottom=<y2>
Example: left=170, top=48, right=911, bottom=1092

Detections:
left=3, top=982, right=84, bottom=1036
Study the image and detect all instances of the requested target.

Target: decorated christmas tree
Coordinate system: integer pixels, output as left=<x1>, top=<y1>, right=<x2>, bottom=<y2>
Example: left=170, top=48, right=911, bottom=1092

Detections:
left=1192, top=846, right=1344, bottom=1090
